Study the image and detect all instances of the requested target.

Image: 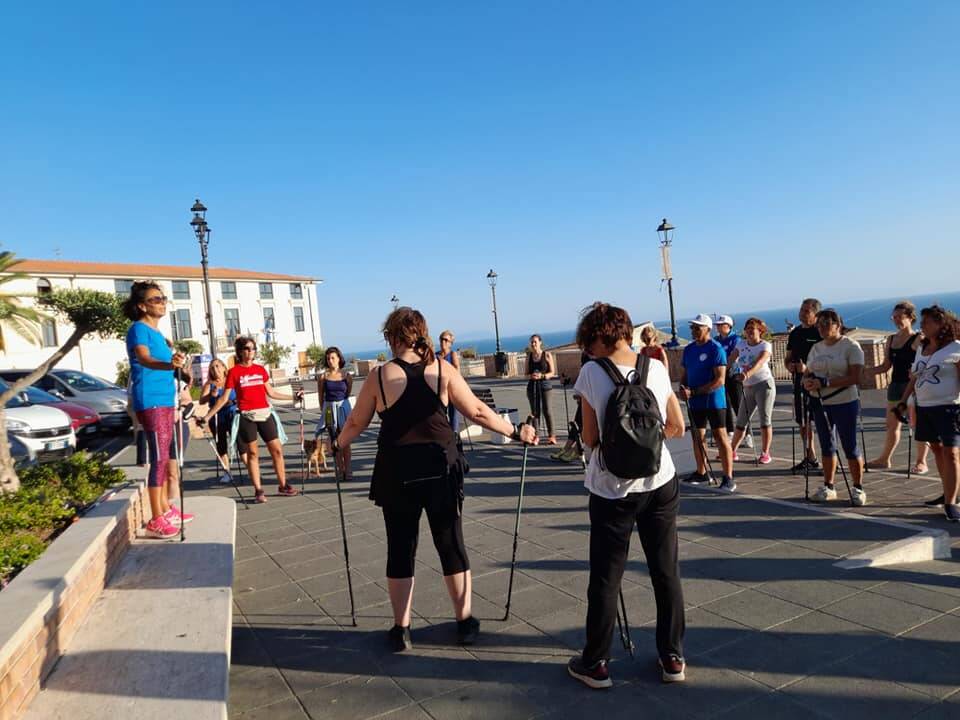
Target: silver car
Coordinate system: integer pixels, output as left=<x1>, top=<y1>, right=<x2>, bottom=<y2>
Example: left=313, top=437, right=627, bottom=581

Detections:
left=0, top=369, right=131, bottom=431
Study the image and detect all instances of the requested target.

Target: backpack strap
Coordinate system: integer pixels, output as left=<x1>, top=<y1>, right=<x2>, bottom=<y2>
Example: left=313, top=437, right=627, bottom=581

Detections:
left=634, top=353, right=651, bottom=388
left=595, top=357, right=627, bottom=386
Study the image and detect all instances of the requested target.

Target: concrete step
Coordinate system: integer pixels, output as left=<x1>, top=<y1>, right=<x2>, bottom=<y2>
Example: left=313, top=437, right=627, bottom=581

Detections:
left=22, top=496, right=236, bottom=720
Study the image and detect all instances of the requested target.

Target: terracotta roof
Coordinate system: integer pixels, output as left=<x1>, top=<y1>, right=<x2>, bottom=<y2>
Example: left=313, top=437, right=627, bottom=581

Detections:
left=9, top=259, right=319, bottom=283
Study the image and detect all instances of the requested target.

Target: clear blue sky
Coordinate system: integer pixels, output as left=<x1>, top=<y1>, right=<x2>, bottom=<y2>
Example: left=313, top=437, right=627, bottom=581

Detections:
left=2, top=2, right=958, bottom=351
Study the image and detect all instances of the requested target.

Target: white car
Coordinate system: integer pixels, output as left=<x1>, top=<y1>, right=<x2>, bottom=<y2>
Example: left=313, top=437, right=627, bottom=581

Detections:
left=5, top=392, right=76, bottom=464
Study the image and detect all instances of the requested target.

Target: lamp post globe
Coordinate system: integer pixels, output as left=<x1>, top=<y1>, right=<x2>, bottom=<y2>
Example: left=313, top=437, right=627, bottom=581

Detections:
left=390, top=294, right=399, bottom=310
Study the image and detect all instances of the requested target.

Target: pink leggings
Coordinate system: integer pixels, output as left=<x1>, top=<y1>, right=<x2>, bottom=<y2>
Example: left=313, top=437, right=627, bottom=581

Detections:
left=137, top=406, right=175, bottom=488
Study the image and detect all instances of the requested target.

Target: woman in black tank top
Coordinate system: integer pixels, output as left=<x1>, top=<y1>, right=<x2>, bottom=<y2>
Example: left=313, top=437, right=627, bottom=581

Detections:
left=527, top=334, right=558, bottom=444
left=335, top=307, right=537, bottom=652
left=865, top=301, right=928, bottom=471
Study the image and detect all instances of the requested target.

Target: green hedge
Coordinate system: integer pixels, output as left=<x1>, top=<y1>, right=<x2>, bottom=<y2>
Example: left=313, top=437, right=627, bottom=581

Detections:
left=0, top=453, right=126, bottom=587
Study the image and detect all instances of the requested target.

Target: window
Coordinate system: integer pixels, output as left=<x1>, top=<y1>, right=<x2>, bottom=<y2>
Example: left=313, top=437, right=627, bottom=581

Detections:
left=220, top=281, right=237, bottom=300
left=114, top=279, right=133, bottom=296
left=258, top=282, right=273, bottom=299
left=290, top=283, right=303, bottom=299
left=172, top=280, right=190, bottom=300
left=293, top=306, right=305, bottom=332
left=41, top=318, right=57, bottom=347
left=169, top=309, right=193, bottom=341
left=224, top=309, right=240, bottom=342
left=263, top=307, right=275, bottom=331
left=37, top=278, right=52, bottom=295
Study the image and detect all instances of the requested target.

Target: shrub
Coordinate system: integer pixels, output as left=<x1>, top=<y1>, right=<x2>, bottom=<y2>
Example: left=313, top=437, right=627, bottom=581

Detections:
left=260, top=341, right=292, bottom=369
left=460, top=347, right=478, bottom=359
left=376, top=352, right=387, bottom=362
left=174, top=339, right=204, bottom=356
left=304, top=343, right=325, bottom=367
left=115, top=359, right=131, bottom=388
left=0, top=533, right=47, bottom=588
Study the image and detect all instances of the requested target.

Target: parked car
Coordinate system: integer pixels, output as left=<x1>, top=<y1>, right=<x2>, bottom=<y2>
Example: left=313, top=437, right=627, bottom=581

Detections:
left=18, top=384, right=100, bottom=444
left=4, top=385, right=76, bottom=464
left=0, top=369, right=130, bottom=432
left=10, top=434, right=33, bottom=469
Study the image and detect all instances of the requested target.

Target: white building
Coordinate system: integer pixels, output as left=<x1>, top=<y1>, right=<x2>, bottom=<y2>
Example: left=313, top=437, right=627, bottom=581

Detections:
left=2, top=259, right=323, bottom=382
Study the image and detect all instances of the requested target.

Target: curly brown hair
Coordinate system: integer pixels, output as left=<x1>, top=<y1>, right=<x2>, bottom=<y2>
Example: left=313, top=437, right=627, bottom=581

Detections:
left=382, top=307, right=436, bottom=364
left=920, top=305, right=960, bottom=348
left=743, top=317, right=768, bottom=335
left=575, top=302, right=634, bottom=351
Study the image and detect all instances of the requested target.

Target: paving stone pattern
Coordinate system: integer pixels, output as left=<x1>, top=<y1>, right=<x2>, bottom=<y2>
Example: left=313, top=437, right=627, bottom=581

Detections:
left=161, top=379, right=960, bottom=719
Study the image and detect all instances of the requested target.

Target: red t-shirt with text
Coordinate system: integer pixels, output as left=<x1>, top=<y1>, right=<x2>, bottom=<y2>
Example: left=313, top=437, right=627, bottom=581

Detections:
left=225, top=364, right=270, bottom=411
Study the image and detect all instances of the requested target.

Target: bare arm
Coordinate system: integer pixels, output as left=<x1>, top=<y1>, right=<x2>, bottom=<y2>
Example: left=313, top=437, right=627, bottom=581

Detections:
left=336, top=369, right=378, bottom=447
left=543, top=352, right=555, bottom=380
left=448, top=371, right=538, bottom=442
left=873, top=336, right=894, bottom=374
left=134, top=345, right=183, bottom=371
left=581, top=395, right=599, bottom=448
left=664, top=393, right=684, bottom=439
left=727, top=349, right=740, bottom=371
left=200, top=381, right=215, bottom=405
left=203, top=387, right=231, bottom=420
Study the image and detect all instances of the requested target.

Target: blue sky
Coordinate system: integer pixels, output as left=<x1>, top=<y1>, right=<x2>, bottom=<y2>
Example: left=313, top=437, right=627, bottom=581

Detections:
left=2, top=2, right=958, bottom=350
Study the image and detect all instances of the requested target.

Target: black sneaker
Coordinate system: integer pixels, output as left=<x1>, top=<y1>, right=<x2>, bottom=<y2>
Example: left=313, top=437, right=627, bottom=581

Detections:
left=457, top=616, right=480, bottom=646
left=791, top=457, right=819, bottom=473
left=683, top=471, right=712, bottom=485
left=567, top=656, right=613, bottom=689
left=924, top=495, right=945, bottom=507
left=945, top=504, right=960, bottom=523
left=719, top=476, right=737, bottom=493
left=388, top=625, right=412, bottom=652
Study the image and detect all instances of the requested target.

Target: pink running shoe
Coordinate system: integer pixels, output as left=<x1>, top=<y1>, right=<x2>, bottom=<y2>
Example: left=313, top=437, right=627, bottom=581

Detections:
left=145, top=515, right=179, bottom=539
left=165, top=506, right=195, bottom=525
left=759, top=452, right=772, bottom=465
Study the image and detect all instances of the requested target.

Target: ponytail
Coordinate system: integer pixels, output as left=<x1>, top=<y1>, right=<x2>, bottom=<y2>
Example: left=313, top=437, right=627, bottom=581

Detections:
left=413, top=335, right=436, bottom=365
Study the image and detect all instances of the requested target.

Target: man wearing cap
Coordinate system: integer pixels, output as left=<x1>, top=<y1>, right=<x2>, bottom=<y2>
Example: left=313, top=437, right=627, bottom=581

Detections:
left=715, top=315, right=750, bottom=448
left=678, top=314, right=736, bottom=492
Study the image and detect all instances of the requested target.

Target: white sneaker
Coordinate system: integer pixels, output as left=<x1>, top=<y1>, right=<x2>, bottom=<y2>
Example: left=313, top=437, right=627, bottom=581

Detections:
left=811, top=485, right=838, bottom=503
left=851, top=486, right=867, bottom=506
left=743, top=434, right=754, bottom=449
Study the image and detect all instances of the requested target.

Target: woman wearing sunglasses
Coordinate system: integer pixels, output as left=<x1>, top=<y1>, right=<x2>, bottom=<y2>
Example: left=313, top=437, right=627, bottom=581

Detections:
left=438, top=330, right=461, bottom=433
left=201, top=336, right=301, bottom=503
left=124, top=281, right=191, bottom=538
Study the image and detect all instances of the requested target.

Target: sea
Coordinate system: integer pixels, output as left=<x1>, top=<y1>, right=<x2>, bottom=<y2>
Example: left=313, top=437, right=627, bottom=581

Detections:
left=349, top=290, right=960, bottom=358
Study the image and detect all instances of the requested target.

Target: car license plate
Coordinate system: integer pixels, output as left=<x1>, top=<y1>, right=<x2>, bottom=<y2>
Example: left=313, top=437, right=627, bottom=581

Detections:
left=45, top=440, right=68, bottom=451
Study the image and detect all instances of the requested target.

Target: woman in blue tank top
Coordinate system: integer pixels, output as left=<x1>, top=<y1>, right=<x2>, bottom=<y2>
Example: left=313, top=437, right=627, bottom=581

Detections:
left=438, top=330, right=461, bottom=433
left=315, top=346, right=354, bottom=479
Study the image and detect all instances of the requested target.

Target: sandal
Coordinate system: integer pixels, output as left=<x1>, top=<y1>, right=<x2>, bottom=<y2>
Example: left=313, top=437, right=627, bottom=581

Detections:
left=911, top=463, right=929, bottom=475
left=865, top=459, right=892, bottom=470
left=546, top=436, right=558, bottom=445
left=277, top=484, right=299, bottom=497
left=254, top=489, right=267, bottom=504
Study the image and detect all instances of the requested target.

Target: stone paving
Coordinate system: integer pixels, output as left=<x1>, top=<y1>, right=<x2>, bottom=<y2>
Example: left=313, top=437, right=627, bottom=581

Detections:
left=157, top=379, right=960, bottom=719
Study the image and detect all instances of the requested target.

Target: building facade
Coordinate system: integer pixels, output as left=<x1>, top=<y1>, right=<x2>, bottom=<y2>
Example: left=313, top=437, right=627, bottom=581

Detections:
left=3, top=259, right=323, bottom=383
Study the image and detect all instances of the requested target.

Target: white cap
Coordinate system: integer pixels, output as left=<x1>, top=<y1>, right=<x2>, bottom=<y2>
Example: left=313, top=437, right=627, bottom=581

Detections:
left=716, top=314, right=734, bottom=327
left=689, top=313, right=713, bottom=328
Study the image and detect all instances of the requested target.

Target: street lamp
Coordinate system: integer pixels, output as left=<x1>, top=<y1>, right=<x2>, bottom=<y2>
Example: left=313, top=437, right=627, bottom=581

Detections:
left=190, top=199, right=217, bottom=357
left=657, top=218, right=679, bottom=347
left=390, top=294, right=399, bottom=310
left=487, top=269, right=507, bottom=375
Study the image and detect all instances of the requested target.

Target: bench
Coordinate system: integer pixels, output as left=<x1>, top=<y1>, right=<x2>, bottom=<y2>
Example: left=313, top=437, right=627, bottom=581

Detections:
left=21, top=495, right=236, bottom=720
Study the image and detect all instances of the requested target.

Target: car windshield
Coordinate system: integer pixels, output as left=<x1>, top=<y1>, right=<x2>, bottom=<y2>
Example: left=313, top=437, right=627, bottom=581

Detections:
left=54, top=370, right=116, bottom=392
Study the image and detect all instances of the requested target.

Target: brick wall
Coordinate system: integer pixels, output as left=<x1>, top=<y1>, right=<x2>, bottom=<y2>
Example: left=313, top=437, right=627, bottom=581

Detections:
left=0, top=483, right=146, bottom=720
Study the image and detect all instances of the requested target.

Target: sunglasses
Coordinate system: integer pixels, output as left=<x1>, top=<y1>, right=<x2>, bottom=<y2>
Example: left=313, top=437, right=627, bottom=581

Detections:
left=441, top=337, right=452, bottom=342
left=145, top=296, right=168, bottom=304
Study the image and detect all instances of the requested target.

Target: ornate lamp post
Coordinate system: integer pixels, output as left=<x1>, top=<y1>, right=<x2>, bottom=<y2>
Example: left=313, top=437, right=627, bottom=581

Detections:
left=190, top=199, right=217, bottom=357
left=390, top=294, right=399, bottom=310
left=487, top=269, right=507, bottom=375
left=657, top=218, right=679, bottom=347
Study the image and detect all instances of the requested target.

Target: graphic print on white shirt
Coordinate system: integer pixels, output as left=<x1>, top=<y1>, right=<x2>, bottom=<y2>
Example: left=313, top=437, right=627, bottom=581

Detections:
left=912, top=341, right=960, bottom=407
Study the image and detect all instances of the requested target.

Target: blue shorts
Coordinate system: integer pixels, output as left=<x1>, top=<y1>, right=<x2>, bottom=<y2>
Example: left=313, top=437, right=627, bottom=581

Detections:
left=915, top=405, right=960, bottom=448
left=812, top=399, right=862, bottom=460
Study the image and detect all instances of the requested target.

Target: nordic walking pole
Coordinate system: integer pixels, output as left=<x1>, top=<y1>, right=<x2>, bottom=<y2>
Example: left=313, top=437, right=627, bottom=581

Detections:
left=803, top=396, right=811, bottom=501
left=683, top=396, right=717, bottom=484
left=327, top=424, right=357, bottom=626
left=906, top=421, right=913, bottom=479
left=503, top=416, right=534, bottom=621
left=295, top=381, right=305, bottom=494
left=617, top=588, right=635, bottom=658
left=173, top=369, right=186, bottom=542
left=858, top=402, right=869, bottom=473
left=205, top=436, right=248, bottom=507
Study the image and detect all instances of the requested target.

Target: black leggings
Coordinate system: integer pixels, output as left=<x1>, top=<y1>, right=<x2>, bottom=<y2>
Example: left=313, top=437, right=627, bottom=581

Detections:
left=724, top=375, right=743, bottom=434
left=382, top=477, right=469, bottom=579
left=526, top=381, right=555, bottom=435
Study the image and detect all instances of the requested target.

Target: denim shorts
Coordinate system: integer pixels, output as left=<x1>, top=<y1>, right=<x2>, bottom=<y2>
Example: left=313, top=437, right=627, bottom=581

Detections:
left=811, top=399, right=862, bottom=460
left=915, top=405, right=960, bottom=448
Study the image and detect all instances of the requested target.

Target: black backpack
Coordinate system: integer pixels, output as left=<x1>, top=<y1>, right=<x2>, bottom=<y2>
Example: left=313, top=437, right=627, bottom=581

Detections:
left=594, top=355, right=664, bottom=478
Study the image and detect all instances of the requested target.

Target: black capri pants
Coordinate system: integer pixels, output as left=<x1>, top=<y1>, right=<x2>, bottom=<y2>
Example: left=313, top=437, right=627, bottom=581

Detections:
left=382, top=475, right=470, bottom=579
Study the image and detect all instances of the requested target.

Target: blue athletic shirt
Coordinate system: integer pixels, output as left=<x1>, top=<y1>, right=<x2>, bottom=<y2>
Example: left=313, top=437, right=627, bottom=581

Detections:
left=126, top=321, right=174, bottom=412
left=716, top=332, right=739, bottom=357
left=682, top=339, right=727, bottom=410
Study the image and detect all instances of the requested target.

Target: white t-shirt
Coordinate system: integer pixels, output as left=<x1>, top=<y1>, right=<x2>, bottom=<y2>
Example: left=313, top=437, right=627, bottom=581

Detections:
left=573, top=356, right=676, bottom=499
left=733, top=339, right=773, bottom=387
left=912, top=340, right=960, bottom=407
left=806, top=336, right=864, bottom=406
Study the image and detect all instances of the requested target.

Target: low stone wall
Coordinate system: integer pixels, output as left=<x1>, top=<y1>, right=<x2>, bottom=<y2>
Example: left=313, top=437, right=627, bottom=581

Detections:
left=0, top=470, right=147, bottom=720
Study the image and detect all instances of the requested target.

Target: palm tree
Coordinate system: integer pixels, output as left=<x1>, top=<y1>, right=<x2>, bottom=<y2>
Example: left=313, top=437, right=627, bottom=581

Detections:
left=0, top=251, right=42, bottom=350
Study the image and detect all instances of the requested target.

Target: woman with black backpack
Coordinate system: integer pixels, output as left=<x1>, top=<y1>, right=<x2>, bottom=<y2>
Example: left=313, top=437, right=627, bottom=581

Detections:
left=334, top=307, right=537, bottom=652
left=567, top=303, right=687, bottom=690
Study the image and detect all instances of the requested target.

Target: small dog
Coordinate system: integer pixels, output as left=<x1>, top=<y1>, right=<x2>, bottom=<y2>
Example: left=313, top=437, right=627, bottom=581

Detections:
left=304, top=438, right=329, bottom=476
